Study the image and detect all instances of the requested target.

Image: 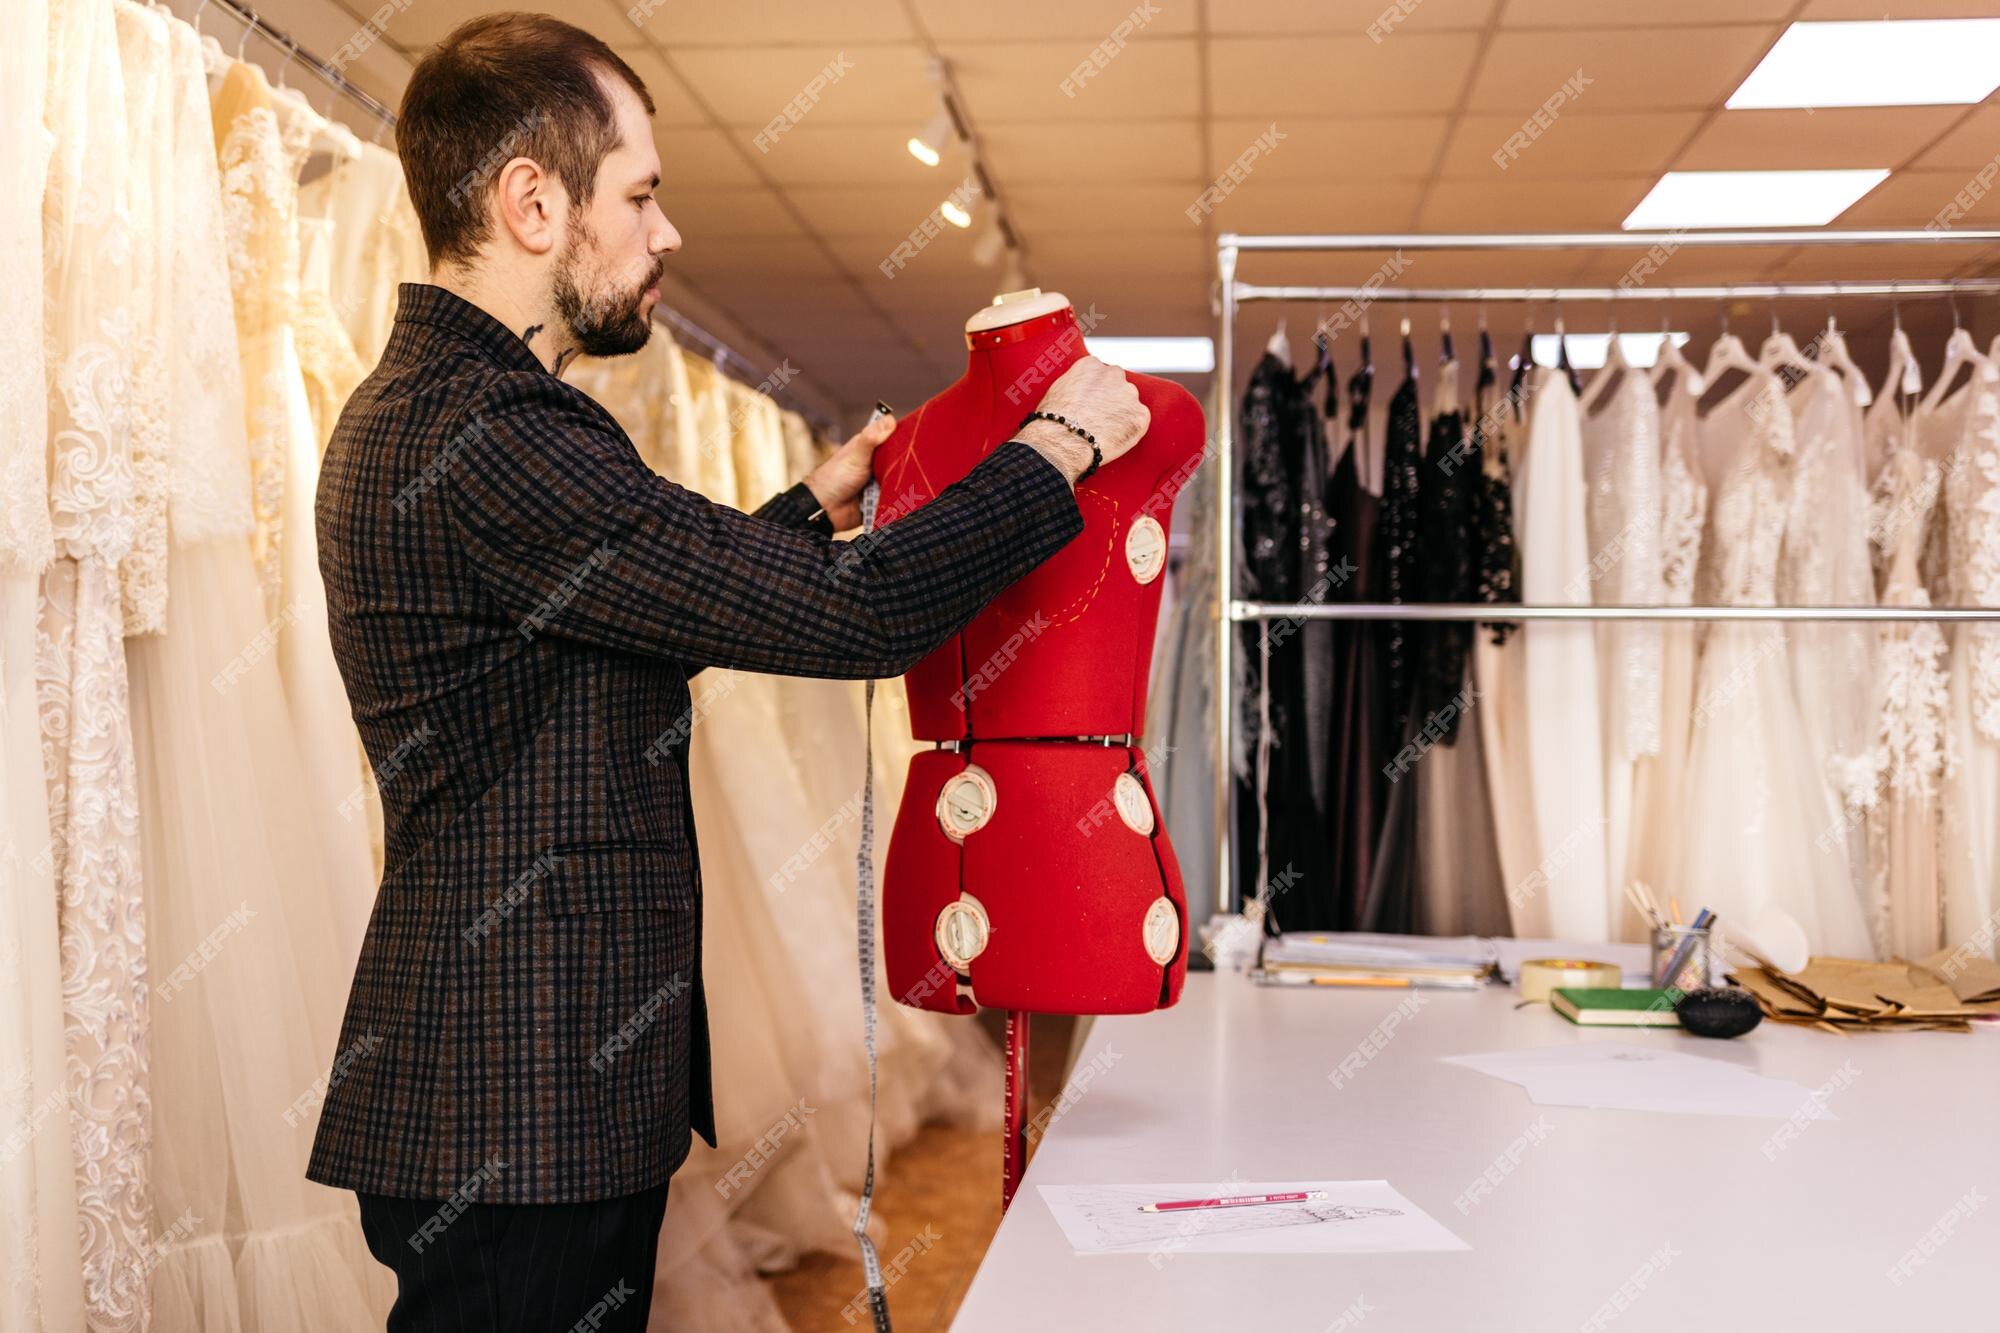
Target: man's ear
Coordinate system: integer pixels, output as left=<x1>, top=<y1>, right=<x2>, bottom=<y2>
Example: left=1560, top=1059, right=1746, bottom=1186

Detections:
left=493, top=156, right=563, bottom=257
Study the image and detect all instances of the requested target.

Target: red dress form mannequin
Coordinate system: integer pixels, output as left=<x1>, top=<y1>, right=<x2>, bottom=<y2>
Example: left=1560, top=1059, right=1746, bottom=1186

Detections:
left=874, top=291, right=1207, bottom=1024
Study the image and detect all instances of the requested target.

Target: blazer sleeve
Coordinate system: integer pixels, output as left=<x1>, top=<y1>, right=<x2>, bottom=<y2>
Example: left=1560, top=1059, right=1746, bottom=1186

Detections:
left=750, top=479, right=837, bottom=536
left=442, top=372, right=1083, bottom=679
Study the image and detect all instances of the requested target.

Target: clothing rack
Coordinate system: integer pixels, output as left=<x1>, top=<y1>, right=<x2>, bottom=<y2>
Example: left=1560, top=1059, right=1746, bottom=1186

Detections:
left=1212, top=228, right=2000, bottom=913
left=198, top=0, right=400, bottom=129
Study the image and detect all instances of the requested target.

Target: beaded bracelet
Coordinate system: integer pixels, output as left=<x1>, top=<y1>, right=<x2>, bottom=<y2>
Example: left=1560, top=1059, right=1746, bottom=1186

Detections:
left=1019, top=410, right=1103, bottom=481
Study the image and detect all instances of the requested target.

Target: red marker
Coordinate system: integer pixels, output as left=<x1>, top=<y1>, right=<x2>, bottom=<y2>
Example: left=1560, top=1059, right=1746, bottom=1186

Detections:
left=1139, top=1190, right=1329, bottom=1214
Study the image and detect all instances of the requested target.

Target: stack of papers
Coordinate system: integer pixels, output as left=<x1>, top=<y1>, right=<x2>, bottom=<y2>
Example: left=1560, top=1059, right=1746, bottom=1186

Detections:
left=1037, top=1179, right=1469, bottom=1256
left=1442, top=1042, right=1836, bottom=1119
left=1732, top=952, right=2000, bottom=1033
left=1258, top=933, right=1496, bottom=988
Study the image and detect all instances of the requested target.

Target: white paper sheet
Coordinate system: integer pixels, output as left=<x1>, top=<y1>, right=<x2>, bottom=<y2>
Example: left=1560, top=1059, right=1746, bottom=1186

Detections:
left=1442, top=1042, right=1835, bottom=1119
left=1036, top=1179, right=1470, bottom=1257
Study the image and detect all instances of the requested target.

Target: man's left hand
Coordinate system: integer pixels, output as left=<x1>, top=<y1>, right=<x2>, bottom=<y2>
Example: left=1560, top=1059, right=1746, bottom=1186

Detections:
left=802, top=410, right=897, bottom=531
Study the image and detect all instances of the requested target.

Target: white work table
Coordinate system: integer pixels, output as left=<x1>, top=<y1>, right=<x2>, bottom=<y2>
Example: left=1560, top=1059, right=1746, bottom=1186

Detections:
left=953, top=967, right=2000, bottom=1331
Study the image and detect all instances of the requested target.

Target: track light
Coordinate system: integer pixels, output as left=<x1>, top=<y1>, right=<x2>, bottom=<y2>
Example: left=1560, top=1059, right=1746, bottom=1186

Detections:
left=940, top=198, right=973, bottom=229
left=907, top=105, right=952, bottom=167
left=971, top=223, right=1006, bottom=267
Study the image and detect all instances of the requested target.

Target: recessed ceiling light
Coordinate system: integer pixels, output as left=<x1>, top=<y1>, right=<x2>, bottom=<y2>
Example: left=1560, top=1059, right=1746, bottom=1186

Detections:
left=1533, top=332, right=1688, bottom=371
left=1728, top=19, right=2000, bottom=109
left=1622, top=170, right=1889, bottom=229
left=1084, top=337, right=1216, bottom=374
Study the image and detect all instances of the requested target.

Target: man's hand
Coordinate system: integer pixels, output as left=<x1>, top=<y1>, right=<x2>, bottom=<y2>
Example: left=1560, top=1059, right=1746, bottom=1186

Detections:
left=802, top=410, right=897, bottom=531
left=1016, top=356, right=1150, bottom=486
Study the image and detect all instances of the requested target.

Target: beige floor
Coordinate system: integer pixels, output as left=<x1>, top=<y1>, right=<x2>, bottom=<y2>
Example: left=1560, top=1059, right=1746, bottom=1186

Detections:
left=770, top=1012, right=1078, bottom=1332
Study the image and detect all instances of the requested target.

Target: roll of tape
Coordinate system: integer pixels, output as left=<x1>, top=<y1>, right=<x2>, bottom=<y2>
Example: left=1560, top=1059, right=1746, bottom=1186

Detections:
left=1518, top=958, right=1622, bottom=1003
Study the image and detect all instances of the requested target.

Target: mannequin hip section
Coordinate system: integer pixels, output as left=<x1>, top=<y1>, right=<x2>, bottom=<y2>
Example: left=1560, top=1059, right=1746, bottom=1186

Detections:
left=882, top=739, right=1188, bottom=1017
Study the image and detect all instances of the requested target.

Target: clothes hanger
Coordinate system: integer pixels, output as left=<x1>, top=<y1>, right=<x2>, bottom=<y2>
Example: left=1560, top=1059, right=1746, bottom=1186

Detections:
left=1581, top=323, right=1627, bottom=414
left=1267, top=311, right=1292, bottom=366
left=1818, top=310, right=1873, bottom=408
left=1476, top=307, right=1497, bottom=403
left=1552, top=309, right=1581, bottom=396
left=1435, top=309, right=1460, bottom=417
left=1401, top=315, right=1416, bottom=384
left=1921, top=297, right=1987, bottom=412
left=1651, top=315, right=1705, bottom=396
left=1346, top=316, right=1374, bottom=439
left=1508, top=310, right=1535, bottom=404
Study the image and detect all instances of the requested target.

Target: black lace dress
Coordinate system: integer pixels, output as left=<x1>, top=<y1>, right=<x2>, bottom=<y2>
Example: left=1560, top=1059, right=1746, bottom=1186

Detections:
left=1233, top=352, right=1335, bottom=923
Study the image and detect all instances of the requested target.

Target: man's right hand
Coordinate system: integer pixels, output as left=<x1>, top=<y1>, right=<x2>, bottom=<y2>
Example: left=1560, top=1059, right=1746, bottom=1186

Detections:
left=1015, top=356, right=1150, bottom=486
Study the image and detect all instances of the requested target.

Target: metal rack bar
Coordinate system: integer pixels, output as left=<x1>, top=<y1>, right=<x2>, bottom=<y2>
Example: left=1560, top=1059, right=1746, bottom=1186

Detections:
left=1234, top=601, right=2000, bottom=624
left=1222, top=229, right=2000, bottom=252
left=1238, top=280, right=2000, bottom=304
left=1213, top=228, right=2000, bottom=915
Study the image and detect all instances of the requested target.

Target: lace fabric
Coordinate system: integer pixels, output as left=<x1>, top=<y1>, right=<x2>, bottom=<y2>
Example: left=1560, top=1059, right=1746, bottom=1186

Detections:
left=42, top=1, right=154, bottom=1324
left=1582, top=367, right=1664, bottom=760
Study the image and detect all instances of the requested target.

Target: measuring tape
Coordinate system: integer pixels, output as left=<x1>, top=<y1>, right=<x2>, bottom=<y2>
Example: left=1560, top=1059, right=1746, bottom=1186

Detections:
left=850, top=412, right=893, bottom=1333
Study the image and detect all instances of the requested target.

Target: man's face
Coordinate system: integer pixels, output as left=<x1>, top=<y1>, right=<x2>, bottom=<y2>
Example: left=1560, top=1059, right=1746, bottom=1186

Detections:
left=551, top=76, right=679, bottom=357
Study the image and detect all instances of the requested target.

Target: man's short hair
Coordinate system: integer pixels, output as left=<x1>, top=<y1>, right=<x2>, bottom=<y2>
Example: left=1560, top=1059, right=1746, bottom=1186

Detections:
left=397, top=12, right=655, bottom=268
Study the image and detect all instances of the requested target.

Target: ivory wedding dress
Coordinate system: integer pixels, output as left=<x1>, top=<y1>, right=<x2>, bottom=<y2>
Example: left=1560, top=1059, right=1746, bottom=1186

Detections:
left=1682, top=372, right=1871, bottom=956
left=122, top=21, right=391, bottom=1329
left=2, top=0, right=89, bottom=1323
left=212, top=56, right=377, bottom=976
left=1510, top=369, right=1609, bottom=941
left=1580, top=346, right=1663, bottom=935
left=1939, top=370, right=2000, bottom=955
left=42, top=0, right=152, bottom=1321
left=1625, top=354, right=1707, bottom=932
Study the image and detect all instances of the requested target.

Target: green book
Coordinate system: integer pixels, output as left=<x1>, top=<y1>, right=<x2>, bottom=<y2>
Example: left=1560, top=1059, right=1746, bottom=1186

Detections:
left=1550, top=987, right=1684, bottom=1027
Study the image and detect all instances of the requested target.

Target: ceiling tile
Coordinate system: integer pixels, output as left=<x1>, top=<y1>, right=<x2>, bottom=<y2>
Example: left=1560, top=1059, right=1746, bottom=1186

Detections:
left=670, top=43, right=934, bottom=128
left=664, top=237, right=852, bottom=286
left=1209, top=35, right=1481, bottom=117
left=911, top=0, right=1197, bottom=41
left=729, top=124, right=953, bottom=186
left=1208, top=0, right=1498, bottom=33
left=1834, top=170, right=1993, bottom=227
left=1007, top=184, right=1216, bottom=234
left=1437, top=111, right=1699, bottom=178
left=982, top=122, right=1205, bottom=185
left=634, top=0, right=914, bottom=45
left=653, top=127, right=761, bottom=188
left=1415, top=176, right=1659, bottom=229
left=1676, top=108, right=1968, bottom=172
left=380, top=0, right=638, bottom=48
left=945, top=38, right=1202, bottom=123
left=612, top=47, right=710, bottom=127
left=1212, top=181, right=1427, bottom=233
left=1208, top=117, right=1447, bottom=182
left=800, top=187, right=995, bottom=246
left=1914, top=106, right=2000, bottom=171
left=1465, top=26, right=1778, bottom=114
left=658, top=187, right=809, bottom=241
left=1798, top=0, right=2000, bottom=16
left=1503, top=0, right=1794, bottom=24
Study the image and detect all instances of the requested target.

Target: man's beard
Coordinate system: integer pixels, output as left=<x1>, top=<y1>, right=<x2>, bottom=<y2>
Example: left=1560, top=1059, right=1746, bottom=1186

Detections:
left=552, top=220, right=662, bottom=357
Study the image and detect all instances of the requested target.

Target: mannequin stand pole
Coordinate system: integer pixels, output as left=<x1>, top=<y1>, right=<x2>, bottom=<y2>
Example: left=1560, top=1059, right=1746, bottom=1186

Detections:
left=1003, top=1010, right=1031, bottom=1211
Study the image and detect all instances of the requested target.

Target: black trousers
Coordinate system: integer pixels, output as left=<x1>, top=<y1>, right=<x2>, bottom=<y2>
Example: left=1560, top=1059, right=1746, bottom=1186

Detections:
left=356, top=1182, right=670, bottom=1332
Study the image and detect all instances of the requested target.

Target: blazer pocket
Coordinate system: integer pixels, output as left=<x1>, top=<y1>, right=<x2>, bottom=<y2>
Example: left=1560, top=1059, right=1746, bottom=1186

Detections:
left=540, top=842, right=694, bottom=915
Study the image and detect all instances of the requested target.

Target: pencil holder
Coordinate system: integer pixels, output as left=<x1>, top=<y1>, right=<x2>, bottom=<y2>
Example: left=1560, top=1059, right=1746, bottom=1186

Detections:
left=1650, top=924, right=1713, bottom=991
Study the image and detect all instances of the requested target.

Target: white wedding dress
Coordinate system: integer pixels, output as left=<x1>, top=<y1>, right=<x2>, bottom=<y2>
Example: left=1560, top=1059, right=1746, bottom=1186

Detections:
left=2, top=0, right=89, bottom=1323
left=1510, top=369, right=1609, bottom=941
left=1682, top=371, right=1872, bottom=956
left=122, top=19, right=391, bottom=1330
left=1939, top=369, right=2000, bottom=955
left=42, top=0, right=153, bottom=1322
left=1777, top=363, right=1879, bottom=921
left=1580, top=348, right=1663, bottom=935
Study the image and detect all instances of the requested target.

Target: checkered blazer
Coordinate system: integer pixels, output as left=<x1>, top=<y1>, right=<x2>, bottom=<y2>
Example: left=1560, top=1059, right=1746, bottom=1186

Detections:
left=307, top=284, right=1082, bottom=1203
